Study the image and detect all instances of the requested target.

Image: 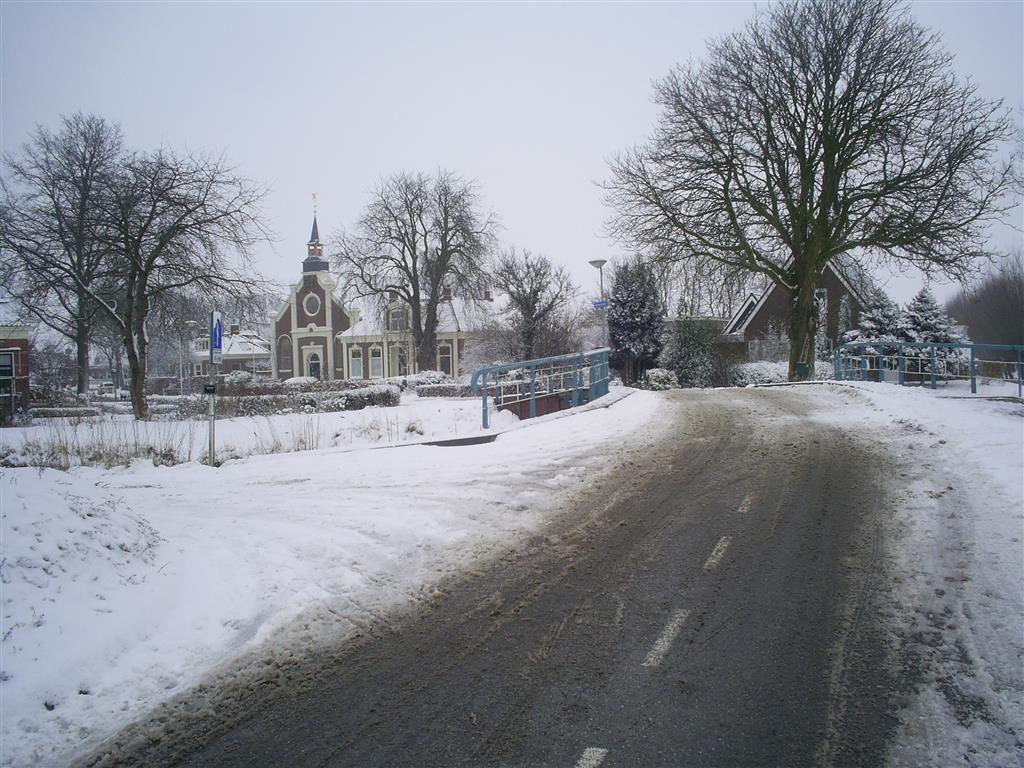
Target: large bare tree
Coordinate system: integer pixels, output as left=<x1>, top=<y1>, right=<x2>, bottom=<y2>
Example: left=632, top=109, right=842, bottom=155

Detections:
left=606, top=0, right=1017, bottom=379
left=93, top=150, right=269, bottom=418
left=332, top=170, right=496, bottom=372
left=0, top=113, right=122, bottom=393
left=491, top=247, right=578, bottom=360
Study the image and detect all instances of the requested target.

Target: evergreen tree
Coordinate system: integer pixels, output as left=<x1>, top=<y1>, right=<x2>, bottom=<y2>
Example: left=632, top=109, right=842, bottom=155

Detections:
left=837, top=294, right=853, bottom=344
left=900, top=287, right=965, bottom=344
left=843, top=289, right=904, bottom=355
left=608, top=257, right=664, bottom=384
left=660, top=314, right=716, bottom=388
left=900, top=287, right=967, bottom=374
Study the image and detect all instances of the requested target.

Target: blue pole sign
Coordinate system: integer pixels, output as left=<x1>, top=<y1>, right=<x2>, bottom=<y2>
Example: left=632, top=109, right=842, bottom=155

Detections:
left=209, top=310, right=223, bottom=366
left=592, top=299, right=609, bottom=309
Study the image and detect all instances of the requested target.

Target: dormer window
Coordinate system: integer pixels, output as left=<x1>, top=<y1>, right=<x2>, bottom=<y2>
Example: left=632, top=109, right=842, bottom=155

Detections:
left=388, top=308, right=408, bottom=332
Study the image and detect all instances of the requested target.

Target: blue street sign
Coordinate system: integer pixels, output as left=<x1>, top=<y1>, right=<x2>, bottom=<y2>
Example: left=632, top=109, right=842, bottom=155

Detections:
left=209, top=310, right=223, bottom=365
left=592, top=299, right=609, bottom=309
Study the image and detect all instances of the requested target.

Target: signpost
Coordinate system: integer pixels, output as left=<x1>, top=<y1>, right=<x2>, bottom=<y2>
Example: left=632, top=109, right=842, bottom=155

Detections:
left=207, top=311, right=222, bottom=466
left=592, top=299, right=609, bottom=309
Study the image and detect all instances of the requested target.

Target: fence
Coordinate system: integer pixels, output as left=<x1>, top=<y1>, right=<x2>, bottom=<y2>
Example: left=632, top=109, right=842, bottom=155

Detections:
left=469, top=349, right=611, bottom=429
left=835, top=341, right=1024, bottom=397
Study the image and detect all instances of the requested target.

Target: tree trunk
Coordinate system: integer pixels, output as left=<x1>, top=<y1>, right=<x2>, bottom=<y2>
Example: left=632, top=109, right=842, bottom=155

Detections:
left=75, top=319, right=90, bottom=395
left=124, top=295, right=150, bottom=420
left=416, top=301, right=439, bottom=372
left=787, top=265, right=818, bottom=381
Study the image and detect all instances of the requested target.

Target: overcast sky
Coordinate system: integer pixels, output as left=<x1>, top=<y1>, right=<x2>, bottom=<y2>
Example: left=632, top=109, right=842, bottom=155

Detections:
left=2, top=1, right=1021, bottom=307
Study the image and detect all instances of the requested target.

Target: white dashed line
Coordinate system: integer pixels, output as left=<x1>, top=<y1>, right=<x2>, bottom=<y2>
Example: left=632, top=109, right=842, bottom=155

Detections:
left=703, top=535, right=732, bottom=571
left=641, top=608, right=690, bottom=667
left=575, top=746, right=609, bottom=768
left=738, top=493, right=755, bottom=515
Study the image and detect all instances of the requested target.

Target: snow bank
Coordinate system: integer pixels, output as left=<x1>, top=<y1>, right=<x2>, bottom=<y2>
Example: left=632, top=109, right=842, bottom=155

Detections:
left=1, top=390, right=663, bottom=766
left=805, top=382, right=1023, bottom=766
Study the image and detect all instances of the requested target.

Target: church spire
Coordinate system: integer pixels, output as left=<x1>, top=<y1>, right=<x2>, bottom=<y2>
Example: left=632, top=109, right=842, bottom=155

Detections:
left=303, top=193, right=328, bottom=272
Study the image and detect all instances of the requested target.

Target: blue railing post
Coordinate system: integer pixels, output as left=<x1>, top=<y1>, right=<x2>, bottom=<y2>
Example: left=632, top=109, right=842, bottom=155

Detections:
left=930, top=348, right=937, bottom=389
left=970, top=347, right=977, bottom=394
left=570, top=357, right=580, bottom=407
left=879, top=353, right=886, bottom=383
left=898, top=349, right=905, bottom=386
left=481, top=371, right=490, bottom=429
left=834, top=348, right=841, bottom=381
left=529, top=367, right=537, bottom=418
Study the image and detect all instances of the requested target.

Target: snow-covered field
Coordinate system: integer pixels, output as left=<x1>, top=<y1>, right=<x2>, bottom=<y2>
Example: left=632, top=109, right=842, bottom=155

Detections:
left=2, top=395, right=507, bottom=468
left=1, top=383, right=1021, bottom=767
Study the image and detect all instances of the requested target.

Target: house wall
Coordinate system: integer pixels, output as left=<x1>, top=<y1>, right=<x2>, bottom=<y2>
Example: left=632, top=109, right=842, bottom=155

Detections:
left=0, top=330, right=31, bottom=421
left=744, top=269, right=862, bottom=345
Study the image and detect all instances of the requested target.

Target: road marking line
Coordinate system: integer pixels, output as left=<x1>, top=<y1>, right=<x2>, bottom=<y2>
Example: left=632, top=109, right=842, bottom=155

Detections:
left=738, top=493, right=755, bottom=515
left=703, top=535, right=732, bottom=571
left=575, top=747, right=608, bottom=768
left=641, top=608, right=690, bottom=667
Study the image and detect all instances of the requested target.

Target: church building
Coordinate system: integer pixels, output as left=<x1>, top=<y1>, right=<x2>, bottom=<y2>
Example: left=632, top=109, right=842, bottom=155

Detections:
left=271, top=217, right=352, bottom=381
left=271, top=217, right=483, bottom=382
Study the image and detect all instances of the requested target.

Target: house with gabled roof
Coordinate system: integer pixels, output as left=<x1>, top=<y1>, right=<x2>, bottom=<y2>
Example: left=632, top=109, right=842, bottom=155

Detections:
left=723, top=261, right=867, bottom=355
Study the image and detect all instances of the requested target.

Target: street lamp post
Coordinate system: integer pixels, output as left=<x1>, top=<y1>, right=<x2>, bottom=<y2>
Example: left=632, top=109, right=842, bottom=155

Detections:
left=588, top=259, right=609, bottom=348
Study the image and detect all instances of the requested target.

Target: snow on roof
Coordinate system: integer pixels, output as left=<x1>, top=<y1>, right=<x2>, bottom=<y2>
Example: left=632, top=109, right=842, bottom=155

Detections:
left=337, top=295, right=497, bottom=339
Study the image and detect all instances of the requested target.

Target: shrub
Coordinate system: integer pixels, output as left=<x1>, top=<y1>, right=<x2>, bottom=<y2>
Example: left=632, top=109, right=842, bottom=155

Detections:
left=635, top=368, right=679, bottom=391
left=731, top=361, right=789, bottom=386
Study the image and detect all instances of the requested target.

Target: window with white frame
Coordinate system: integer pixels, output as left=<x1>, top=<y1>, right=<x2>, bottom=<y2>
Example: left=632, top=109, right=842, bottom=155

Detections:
left=370, top=346, right=383, bottom=378
left=349, top=347, right=363, bottom=379
left=303, top=293, right=321, bottom=318
left=0, top=352, right=13, bottom=378
left=307, top=352, right=322, bottom=380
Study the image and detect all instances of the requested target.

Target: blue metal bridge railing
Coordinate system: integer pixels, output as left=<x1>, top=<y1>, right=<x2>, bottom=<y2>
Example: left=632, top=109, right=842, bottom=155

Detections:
left=835, top=341, right=1024, bottom=397
left=469, top=349, right=611, bottom=429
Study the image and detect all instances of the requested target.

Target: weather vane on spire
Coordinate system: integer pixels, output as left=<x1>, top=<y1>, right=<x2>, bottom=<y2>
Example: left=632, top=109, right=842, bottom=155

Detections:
left=312, top=192, right=318, bottom=218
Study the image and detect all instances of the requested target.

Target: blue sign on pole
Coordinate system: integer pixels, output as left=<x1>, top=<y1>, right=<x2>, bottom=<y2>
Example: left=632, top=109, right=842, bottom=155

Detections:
left=592, top=299, right=609, bottom=309
left=209, top=310, right=223, bottom=365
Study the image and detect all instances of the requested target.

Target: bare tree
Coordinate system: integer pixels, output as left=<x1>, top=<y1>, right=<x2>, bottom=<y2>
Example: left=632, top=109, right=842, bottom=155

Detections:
left=606, top=0, right=1017, bottom=379
left=93, top=150, right=269, bottom=418
left=491, top=247, right=577, bottom=360
left=0, top=113, right=122, bottom=393
left=332, top=170, right=496, bottom=372
left=946, top=250, right=1024, bottom=346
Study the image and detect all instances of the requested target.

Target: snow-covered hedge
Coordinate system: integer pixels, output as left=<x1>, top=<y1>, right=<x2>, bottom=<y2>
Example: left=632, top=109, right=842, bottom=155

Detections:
left=731, top=361, right=790, bottom=386
left=730, top=360, right=837, bottom=386
left=635, top=368, right=680, bottom=391
left=171, top=385, right=401, bottom=419
left=28, top=406, right=101, bottom=419
left=415, top=383, right=474, bottom=398
left=386, top=370, right=451, bottom=390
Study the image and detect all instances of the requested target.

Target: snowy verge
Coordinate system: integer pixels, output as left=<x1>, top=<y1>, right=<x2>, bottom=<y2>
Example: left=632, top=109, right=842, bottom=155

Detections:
left=1, top=389, right=664, bottom=767
left=800, top=382, right=1023, bottom=767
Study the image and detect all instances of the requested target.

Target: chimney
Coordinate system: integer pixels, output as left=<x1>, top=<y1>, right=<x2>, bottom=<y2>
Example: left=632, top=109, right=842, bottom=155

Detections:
left=388, top=290, right=399, bottom=302
left=442, top=286, right=452, bottom=301
left=230, top=323, right=240, bottom=336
